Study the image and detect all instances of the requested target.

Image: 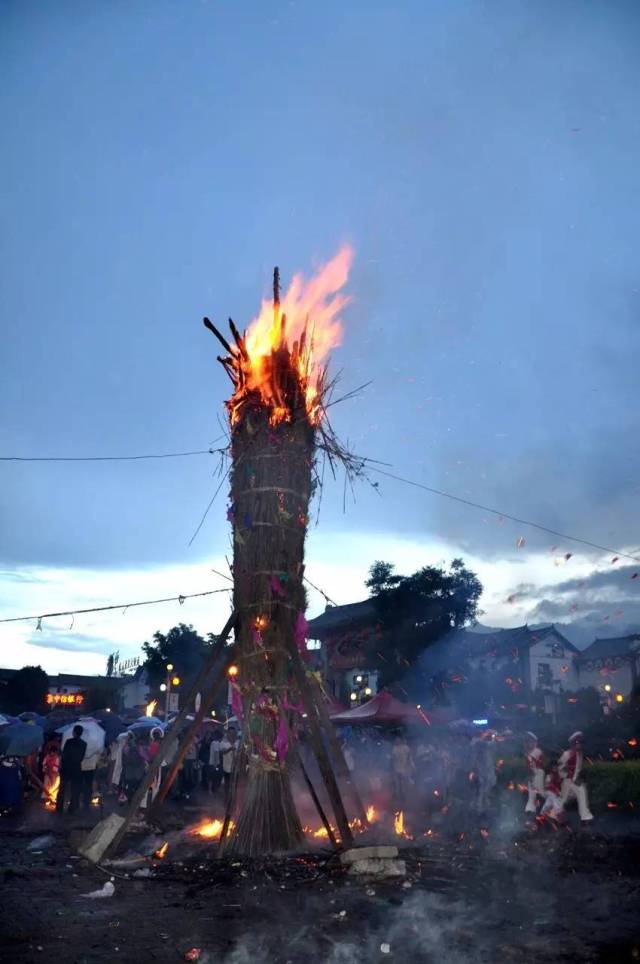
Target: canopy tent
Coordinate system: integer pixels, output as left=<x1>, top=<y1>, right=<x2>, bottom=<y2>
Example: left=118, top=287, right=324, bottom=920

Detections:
left=323, top=694, right=346, bottom=716
left=329, top=690, right=453, bottom=726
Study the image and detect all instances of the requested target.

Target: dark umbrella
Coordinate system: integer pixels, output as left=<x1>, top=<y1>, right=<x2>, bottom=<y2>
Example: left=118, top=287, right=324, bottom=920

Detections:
left=92, top=709, right=126, bottom=741
left=128, top=717, right=165, bottom=734
left=0, top=722, right=44, bottom=757
left=43, top=709, right=79, bottom=734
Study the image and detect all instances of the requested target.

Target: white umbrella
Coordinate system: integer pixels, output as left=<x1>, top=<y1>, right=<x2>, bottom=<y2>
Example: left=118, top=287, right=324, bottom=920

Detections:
left=58, top=717, right=106, bottom=758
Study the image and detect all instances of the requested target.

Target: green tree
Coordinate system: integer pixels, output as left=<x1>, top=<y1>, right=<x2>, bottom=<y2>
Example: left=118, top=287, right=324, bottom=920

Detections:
left=5, top=665, right=49, bottom=714
left=142, top=623, right=213, bottom=694
left=364, top=558, right=482, bottom=691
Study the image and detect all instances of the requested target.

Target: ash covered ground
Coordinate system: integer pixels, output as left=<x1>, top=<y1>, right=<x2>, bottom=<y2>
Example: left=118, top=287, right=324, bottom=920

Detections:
left=1, top=801, right=639, bottom=964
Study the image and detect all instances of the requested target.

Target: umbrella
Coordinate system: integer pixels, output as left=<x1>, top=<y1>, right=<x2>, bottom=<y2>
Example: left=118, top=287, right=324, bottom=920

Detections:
left=128, top=719, right=166, bottom=734
left=93, top=711, right=126, bottom=742
left=43, top=709, right=79, bottom=733
left=58, top=718, right=105, bottom=758
left=0, top=722, right=44, bottom=757
left=19, top=711, right=45, bottom=723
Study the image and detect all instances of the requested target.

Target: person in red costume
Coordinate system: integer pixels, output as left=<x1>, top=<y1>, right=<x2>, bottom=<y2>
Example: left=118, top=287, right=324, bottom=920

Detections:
left=558, top=731, right=593, bottom=823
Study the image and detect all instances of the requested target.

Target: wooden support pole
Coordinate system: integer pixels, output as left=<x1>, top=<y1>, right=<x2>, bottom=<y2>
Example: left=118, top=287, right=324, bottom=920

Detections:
left=219, top=742, right=244, bottom=850
left=283, top=635, right=353, bottom=848
left=148, top=635, right=239, bottom=820
left=102, top=611, right=237, bottom=859
left=309, top=676, right=369, bottom=826
left=276, top=697, right=337, bottom=849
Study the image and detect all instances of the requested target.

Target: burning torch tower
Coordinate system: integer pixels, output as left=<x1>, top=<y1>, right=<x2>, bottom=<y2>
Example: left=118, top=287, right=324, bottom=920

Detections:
left=205, top=248, right=353, bottom=856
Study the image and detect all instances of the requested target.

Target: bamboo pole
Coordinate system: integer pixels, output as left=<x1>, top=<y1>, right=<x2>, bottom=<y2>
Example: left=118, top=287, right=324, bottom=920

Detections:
left=277, top=698, right=337, bottom=848
left=283, top=634, right=353, bottom=847
left=147, top=632, right=238, bottom=820
left=309, top=675, right=369, bottom=826
left=102, top=610, right=237, bottom=859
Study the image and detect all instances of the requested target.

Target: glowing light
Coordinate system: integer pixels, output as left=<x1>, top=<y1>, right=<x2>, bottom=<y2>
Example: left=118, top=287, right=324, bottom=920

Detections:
left=228, top=665, right=239, bottom=678
left=43, top=774, right=60, bottom=811
left=366, top=805, right=377, bottom=823
left=604, top=684, right=612, bottom=692
left=227, top=246, right=353, bottom=426
left=166, top=663, right=174, bottom=672
left=394, top=811, right=413, bottom=839
left=350, top=692, right=357, bottom=702
left=628, top=738, right=637, bottom=747
left=171, top=676, right=181, bottom=687
left=615, top=693, right=624, bottom=703
left=159, top=683, right=167, bottom=692
left=190, top=818, right=235, bottom=840
left=364, top=687, right=372, bottom=696
left=146, top=699, right=158, bottom=718
left=154, top=842, right=169, bottom=859
left=46, top=693, right=84, bottom=706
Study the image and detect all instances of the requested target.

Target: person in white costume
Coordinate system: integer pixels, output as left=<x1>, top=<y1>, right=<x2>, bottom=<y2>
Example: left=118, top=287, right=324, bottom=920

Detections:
left=558, top=731, right=593, bottom=823
left=524, top=731, right=545, bottom=814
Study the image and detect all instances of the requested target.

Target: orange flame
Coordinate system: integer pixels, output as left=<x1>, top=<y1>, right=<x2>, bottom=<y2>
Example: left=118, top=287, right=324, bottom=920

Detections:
left=146, top=699, right=158, bottom=718
left=190, top=818, right=235, bottom=840
left=154, top=842, right=169, bottom=859
left=366, top=804, right=377, bottom=823
left=393, top=810, right=413, bottom=839
left=228, top=246, right=353, bottom=426
left=43, top=773, right=60, bottom=811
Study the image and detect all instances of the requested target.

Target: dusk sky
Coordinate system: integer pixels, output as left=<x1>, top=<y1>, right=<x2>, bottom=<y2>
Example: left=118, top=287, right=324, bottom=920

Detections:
left=2, top=0, right=639, bottom=674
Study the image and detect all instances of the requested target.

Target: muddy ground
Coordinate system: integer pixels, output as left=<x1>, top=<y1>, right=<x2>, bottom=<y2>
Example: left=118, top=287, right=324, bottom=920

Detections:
left=1, top=801, right=639, bottom=964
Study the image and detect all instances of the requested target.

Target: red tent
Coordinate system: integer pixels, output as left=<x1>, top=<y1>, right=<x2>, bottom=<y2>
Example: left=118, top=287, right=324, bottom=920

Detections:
left=329, top=690, right=450, bottom=726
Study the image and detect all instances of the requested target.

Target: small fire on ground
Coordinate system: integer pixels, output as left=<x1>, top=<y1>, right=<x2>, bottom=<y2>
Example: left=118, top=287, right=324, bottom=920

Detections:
left=43, top=774, right=60, bottom=811
left=394, top=811, right=414, bottom=840
left=190, top=818, right=236, bottom=840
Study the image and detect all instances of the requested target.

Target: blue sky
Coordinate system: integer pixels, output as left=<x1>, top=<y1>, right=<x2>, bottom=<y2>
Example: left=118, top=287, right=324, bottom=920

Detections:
left=1, top=0, right=639, bottom=673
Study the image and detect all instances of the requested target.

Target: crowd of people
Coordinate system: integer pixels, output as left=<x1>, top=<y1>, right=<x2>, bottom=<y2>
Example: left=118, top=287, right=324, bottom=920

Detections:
left=339, top=725, right=596, bottom=825
left=0, top=720, right=242, bottom=818
left=1, top=712, right=596, bottom=829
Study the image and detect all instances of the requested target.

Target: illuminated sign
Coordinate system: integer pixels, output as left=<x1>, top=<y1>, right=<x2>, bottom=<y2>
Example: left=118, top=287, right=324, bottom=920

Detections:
left=113, top=656, right=140, bottom=675
left=47, top=693, right=84, bottom=706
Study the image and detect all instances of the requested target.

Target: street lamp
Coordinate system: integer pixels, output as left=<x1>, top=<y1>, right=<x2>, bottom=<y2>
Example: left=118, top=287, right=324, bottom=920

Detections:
left=163, top=664, right=179, bottom=718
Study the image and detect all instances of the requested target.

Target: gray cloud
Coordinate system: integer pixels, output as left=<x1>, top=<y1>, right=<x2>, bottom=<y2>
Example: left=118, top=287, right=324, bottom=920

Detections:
left=25, top=630, right=114, bottom=656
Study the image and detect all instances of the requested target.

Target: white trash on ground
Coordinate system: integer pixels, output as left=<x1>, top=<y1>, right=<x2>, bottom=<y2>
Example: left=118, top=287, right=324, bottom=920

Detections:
left=81, top=880, right=115, bottom=899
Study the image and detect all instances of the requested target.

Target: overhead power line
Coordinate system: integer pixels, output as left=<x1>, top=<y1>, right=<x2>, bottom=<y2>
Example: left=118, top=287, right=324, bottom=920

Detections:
left=0, top=440, right=227, bottom=463
left=211, top=565, right=338, bottom=608
left=0, top=588, right=231, bottom=626
left=3, top=441, right=637, bottom=567
left=369, top=467, right=640, bottom=565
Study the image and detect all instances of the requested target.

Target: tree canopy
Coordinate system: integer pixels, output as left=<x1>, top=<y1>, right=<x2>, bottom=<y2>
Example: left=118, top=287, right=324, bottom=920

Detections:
left=142, top=623, right=214, bottom=692
left=363, top=558, right=482, bottom=691
left=3, top=665, right=49, bottom=714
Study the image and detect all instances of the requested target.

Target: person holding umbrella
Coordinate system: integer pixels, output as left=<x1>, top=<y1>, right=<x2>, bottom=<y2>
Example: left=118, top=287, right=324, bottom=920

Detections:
left=56, top=725, right=86, bottom=815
